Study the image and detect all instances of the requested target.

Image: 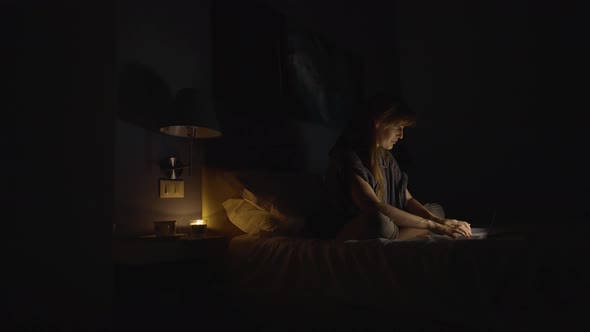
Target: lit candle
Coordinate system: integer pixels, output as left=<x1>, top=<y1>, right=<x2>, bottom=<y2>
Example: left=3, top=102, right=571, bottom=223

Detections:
left=189, top=219, right=207, bottom=236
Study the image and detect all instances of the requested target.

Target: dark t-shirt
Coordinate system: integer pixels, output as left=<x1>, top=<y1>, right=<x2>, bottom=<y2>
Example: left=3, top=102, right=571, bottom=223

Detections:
left=319, top=146, right=408, bottom=234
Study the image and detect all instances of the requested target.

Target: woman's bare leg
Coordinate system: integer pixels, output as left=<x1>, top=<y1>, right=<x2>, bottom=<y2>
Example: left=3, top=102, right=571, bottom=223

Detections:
left=394, top=203, right=444, bottom=240
left=336, top=212, right=399, bottom=240
left=397, top=227, right=431, bottom=240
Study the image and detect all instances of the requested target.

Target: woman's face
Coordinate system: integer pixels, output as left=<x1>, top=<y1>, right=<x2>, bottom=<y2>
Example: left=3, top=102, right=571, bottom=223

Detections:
left=376, top=123, right=404, bottom=150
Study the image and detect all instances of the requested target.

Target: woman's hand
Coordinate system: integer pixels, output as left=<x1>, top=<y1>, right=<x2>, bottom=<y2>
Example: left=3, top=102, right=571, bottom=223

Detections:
left=430, top=219, right=472, bottom=238
left=442, top=219, right=472, bottom=236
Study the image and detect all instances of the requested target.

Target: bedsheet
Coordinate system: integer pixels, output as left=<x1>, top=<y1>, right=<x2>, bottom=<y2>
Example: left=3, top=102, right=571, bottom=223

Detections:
left=214, top=233, right=554, bottom=330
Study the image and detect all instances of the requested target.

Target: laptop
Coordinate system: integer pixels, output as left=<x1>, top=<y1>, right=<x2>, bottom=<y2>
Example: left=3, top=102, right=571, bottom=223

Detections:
left=450, top=209, right=496, bottom=240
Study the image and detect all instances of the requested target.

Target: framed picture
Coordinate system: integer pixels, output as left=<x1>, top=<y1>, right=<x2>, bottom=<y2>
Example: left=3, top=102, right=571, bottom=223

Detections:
left=280, top=19, right=363, bottom=128
left=212, top=1, right=362, bottom=128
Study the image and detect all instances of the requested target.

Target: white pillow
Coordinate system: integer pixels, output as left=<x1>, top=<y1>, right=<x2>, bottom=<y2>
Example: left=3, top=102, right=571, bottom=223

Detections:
left=222, top=198, right=304, bottom=236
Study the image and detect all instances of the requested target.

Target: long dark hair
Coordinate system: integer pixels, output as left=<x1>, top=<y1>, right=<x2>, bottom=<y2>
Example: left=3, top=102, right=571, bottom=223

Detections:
left=332, top=93, right=416, bottom=199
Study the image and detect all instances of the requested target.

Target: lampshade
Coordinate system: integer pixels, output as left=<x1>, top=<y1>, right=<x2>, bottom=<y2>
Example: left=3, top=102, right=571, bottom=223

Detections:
left=160, top=88, right=222, bottom=138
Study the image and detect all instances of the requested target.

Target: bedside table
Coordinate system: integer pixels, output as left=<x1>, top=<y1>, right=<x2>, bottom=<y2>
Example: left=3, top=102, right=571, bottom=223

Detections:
left=113, top=233, right=228, bottom=265
left=113, top=234, right=229, bottom=332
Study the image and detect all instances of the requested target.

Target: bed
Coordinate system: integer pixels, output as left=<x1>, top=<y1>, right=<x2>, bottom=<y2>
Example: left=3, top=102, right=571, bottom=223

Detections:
left=220, top=234, right=531, bottom=330
left=199, top=165, right=588, bottom=332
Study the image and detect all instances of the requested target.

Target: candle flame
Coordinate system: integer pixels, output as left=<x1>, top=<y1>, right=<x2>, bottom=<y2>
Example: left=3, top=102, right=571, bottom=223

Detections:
left=190, top=219, right=206, bottom=225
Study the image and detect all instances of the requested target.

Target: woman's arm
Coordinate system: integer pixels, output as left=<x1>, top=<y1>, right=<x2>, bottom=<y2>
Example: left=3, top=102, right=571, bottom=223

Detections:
left=405, top=188, right=472, bottom=237
left=350, top=174, right=438, bottom=231
left=349, top=175, right=471, bottom=237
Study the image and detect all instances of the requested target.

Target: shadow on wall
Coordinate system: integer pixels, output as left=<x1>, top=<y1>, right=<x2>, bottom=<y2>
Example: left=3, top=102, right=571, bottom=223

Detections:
left=204, top=109, right=308, bottom=172
left=204, top=110, right=344, bottom=177
left=117, top=61, right=173, bottom=132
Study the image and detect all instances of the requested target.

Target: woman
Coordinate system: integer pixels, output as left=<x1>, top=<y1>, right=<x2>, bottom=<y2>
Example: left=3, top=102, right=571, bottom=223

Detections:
left=323, top=93, right=472, bottom=240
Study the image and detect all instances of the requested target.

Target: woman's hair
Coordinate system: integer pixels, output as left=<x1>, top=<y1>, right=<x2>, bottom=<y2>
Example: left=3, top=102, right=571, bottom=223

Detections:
left=335, top=93, right=416, bottom=199
left=369, top=95, right=415, bottom=199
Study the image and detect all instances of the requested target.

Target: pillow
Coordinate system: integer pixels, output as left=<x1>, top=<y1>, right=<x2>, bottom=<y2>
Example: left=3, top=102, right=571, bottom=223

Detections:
left=222, top=198, right=304, bottom=237
left=242, top=187, right=273, bottom=212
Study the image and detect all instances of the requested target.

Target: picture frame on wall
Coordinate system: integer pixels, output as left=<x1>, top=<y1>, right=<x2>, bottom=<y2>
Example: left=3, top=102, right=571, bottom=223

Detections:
left=212, top=0, right=363, bottom=128
left=279, top=19, right=363, bottom=129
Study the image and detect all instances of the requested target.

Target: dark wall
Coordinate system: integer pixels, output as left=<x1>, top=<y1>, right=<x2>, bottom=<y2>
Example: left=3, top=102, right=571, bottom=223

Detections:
left=7, top=1, right=116, bottom=330
left=114, top=0, right=212, bottom=236
left=397, top=0, right=589, bottom=226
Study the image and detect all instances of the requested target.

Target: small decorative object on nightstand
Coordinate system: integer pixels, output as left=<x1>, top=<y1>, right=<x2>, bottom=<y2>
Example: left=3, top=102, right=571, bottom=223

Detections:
left=189, top=219, right=207, bottom=237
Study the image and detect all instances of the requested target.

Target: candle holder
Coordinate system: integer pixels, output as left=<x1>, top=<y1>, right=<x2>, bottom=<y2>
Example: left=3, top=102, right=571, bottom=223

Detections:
left=189, top=219, right=207, bottom=237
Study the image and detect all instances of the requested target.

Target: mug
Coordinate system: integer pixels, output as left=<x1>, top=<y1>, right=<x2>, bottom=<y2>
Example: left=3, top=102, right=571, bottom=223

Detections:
left=154, top=220, right=176, bottom=237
